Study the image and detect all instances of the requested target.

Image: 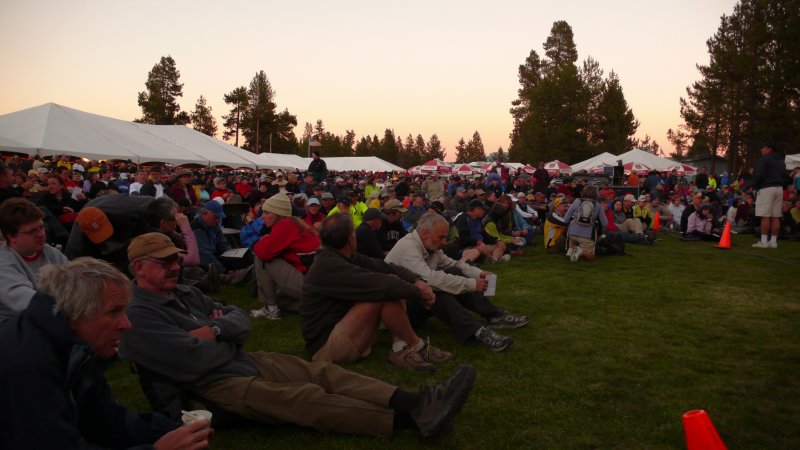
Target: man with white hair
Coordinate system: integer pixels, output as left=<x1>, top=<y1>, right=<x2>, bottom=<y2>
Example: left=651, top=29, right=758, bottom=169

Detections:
left=386, top=212, right=528, bottom=352
left=0, top=257, right=212, bottom=449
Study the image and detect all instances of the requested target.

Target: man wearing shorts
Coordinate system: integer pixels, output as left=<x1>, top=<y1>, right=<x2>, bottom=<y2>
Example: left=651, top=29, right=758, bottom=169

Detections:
left=564, top=186, right=608, bottom=262
left=751, top=142, right=788, bottom=248
left=301, top=213, right=454, bottom=373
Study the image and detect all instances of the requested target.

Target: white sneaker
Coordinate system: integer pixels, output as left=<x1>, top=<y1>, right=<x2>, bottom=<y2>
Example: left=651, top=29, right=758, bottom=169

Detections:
left=251, top=305, right=281, bottom=320
left=768, top=241, right=778, bottom=248
left=570, top=246, right=583, bottom=262
left=499, top=254, right=511, bottom=263
left=752, top=241, right=770, bottom=248
left=566, top=247, right=575, bottom=258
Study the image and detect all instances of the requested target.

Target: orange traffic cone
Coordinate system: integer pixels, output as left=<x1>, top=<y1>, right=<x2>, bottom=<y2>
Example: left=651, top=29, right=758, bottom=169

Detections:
left=714, top=222, right=732, bottom=249
left=653, top=212, right=661, bottom=232
left=683, top=410, right=727, bottom=450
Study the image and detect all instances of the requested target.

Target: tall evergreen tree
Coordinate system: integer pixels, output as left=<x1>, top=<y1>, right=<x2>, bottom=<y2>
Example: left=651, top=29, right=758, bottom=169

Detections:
left=596, top=72, right=639, bottom=154
left=454, top=138, right=469, bottom=163
left=461, top=131, right=486, bottom=163
left=379, top=129, right=399, bottom=164
left=241, top=71, right=297, bottom=154
left=425, top=134, right=446, bottom=161
left=190, top=95, right=217, bottom=137
left=678, top=0, right=800, bottom=171
left=222, top=86, right=248, bottom=146
left=136, top=55, right=189, bottom=125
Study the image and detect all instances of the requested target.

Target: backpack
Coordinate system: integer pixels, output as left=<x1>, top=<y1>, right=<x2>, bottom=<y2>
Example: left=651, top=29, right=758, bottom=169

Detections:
left=597, top=232, right=626, bottom=256
left=573, top=199, right=596, bottom=227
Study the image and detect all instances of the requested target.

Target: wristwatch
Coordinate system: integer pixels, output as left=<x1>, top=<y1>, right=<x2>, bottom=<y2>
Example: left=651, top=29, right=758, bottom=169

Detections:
left=210, top=324, right=222, bottom=339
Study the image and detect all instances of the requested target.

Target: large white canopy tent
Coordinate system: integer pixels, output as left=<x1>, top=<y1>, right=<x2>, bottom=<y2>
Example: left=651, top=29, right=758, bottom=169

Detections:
left=786, top=153, right=800, bottom=169
left=0, top=103, right=209, bottom=165
left=570, top=152, right=616, bottom=172
left=137, top=124, right=259, bottom=168
left=322, top=156, right=404, bottom=172
left=571, top=148, right=697, bottom=174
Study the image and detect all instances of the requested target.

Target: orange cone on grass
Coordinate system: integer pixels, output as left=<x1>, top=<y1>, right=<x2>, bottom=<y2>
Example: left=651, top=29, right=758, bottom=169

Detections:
left=714, top=222, right=732, bottom=249
left=682, top=410, right=727, bottom=450
left=653, top=212, right=661, bottom=232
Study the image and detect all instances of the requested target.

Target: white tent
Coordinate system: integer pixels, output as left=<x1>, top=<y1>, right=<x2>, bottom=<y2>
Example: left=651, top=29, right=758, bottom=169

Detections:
left=0, top=103, right=208, bottom=165
left=786, top=153, right=800, bottom=169
left=254, top=153, right=309, bottom=170
left=323, top=156, right=404, bottom=172
left=610, top=148, right=688, bottom=171
left=137, top=124, right=259, bottom=168
left=571, top=152, right=616, bottom=172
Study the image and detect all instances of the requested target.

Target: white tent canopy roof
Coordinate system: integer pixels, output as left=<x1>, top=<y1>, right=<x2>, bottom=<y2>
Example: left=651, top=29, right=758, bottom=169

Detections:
left=786, top=153, right=800, bottom=169
left=323, top=156, right=404, bottom=172
left=137, top=124, right=258, bottom=168
left=571, top=152, right=616, bottom=172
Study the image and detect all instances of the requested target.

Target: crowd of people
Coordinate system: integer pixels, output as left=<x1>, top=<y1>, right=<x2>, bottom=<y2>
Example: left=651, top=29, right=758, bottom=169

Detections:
left=0, top=144, right=797, bottom=448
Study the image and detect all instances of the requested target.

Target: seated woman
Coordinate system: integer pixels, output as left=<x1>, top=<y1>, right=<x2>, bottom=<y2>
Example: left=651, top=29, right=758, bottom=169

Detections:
left=610, top=199, right=644, bottom=236
left=686, top=204, right=719, bottom=241
left=251, top=194, right=321, bottom=320
left=482, top=203, right=524, bottom=255
left=36, top=175, right=86, bottom=230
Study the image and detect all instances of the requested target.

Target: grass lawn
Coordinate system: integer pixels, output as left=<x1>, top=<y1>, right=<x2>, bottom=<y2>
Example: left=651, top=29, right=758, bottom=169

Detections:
left=107, top=233, right=800, bottom=449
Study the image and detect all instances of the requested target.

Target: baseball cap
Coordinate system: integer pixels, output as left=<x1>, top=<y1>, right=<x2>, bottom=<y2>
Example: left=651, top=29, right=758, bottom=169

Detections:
left=76, top=207, right=114, bottom=244
left=638, top=195, right=648, bottom=202
left=128, top=232, right=183, bottom=261
left=363, top=208, right=386, bottom=221
left=307, top=197, right=321, bottom=206
left=321, top=192, right=334, bottom=200
left=623, top=194, right=636, bottom=202
left=204, top=200, right=226, bottom=219
left=382, top=199, right=408, bottom=213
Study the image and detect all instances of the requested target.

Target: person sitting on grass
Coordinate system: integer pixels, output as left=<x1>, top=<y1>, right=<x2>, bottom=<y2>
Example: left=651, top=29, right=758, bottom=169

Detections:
left=121, top=232, right=476, bottom=439
left=453, top=200, right=509, bottom=263
left=301, top=213, right=454, bottom=373
left=686, top=204, right=720, bottom=241
left=543, top=197, right=568, bottom=253
left=251, top=194, right=320, bottom=321
left=564, top=185, right=607, bottom=262
left=386, top=212, right=528, bottom=353
left=483, top=203, right=525, bottom=256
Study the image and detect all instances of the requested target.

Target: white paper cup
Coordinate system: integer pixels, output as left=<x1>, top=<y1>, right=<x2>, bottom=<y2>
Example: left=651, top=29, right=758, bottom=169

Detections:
left=181, top=409, right=212, bottom=425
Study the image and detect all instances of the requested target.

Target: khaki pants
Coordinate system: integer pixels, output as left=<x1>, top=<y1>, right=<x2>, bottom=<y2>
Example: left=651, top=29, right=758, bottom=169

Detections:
left=618, top=218, right=643, bottom=234
left=254, top=258, right=303, bottom=311
left=197, top=352, right=396, bottom=436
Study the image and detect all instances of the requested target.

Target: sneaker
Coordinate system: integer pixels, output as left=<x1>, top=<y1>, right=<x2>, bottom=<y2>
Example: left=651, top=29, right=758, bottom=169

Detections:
left=388, top=346, right=436, bottom=374
left=498, top=254, right=511, bottom=263
left=570, top=246, right=583, bottom=262
left=412, top=364, right=477, bottom=438
left=251, top=305, right=281, bottom=320
left=418, top=337, right=455, bottom=364
left=475, top=327, right=513, bottom=352
left=566, top=247, right=575, bottom=258
left=488, top=311, right=529, bottom=329
left=207, top=264, right=220, bottom=293
left=768, top=241, right=778, bottom=248
left=752, top=241, right=770, bottom=248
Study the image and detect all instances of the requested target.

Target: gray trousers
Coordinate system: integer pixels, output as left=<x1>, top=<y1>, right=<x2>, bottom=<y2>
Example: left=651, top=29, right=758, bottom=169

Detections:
left=254, top=258, right=303, bottom=311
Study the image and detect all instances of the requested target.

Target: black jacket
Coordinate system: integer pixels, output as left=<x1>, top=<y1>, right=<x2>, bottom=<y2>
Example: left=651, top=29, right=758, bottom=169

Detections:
left=0, top=294, right=177, bottom=449
left=752, top=152, right=788, bottom=190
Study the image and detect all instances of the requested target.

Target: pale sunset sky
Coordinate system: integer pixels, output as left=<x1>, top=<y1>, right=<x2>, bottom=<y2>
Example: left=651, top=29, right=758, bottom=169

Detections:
left=0, top=0, right=738, bottom=162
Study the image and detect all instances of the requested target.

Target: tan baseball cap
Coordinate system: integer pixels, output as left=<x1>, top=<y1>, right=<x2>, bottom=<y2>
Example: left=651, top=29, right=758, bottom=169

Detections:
left=128, top=232, right=183, bottom=261
left=382, top=198, right=408, bottom=213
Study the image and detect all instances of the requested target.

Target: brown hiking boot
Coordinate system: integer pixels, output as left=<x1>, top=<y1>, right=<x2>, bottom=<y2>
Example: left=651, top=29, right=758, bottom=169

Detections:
left=388, top=346, right=435, bottom=374
left=418, top=337, right=455, bottom=364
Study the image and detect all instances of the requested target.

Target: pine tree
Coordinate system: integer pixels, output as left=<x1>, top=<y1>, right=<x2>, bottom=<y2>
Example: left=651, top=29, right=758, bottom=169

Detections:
left=136, top=55, right=189, bottom=125
left=596, top=71, right=639, bottom=154
left=241, top=71, right=297, bottom=154
left=190, top=95, right=217, bottom=137
left=454, top=138, right=468, bottom=163
left=425, top=134, right=446, bottom=161
left=379, top=129, right=399, bottom=164
left=222, top=87, right=248, bottom=146
left=462, top=131, right=486, bottom=163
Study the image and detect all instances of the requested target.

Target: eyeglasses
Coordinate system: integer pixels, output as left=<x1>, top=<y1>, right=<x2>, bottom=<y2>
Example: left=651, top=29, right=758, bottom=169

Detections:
left=17, top=224, right=45, bottom=237
left=141, top=255, right=182, bottom=267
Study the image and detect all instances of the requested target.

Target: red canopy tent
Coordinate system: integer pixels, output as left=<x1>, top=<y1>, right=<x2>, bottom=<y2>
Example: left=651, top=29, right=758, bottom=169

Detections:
left=420, top=159, right=452, bottom=174
left=623, top=161, right=651, bottom=175
left=544, top=160, right=573, bottom=176
left=454, top=164, right=475, bottom=176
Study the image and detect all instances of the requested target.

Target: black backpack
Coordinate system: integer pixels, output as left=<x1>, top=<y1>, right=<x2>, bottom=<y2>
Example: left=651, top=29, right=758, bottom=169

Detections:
left=597, top=233, right=626, bottom=256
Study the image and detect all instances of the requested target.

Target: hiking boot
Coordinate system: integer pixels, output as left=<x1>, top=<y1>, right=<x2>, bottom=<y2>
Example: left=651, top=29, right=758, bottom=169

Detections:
left=475, top=327, right=513, bottom=352
left=498, top=254, right=511, bottom=263
left=752, top=241, right=770, bottom=248
left=418, top=338, right=455, bottom=364
left=224, top=266, right=253, bottom=285
left=570, top=246, right=583, bottom=262
left=251, top=305, right=281, bottom=320
left=388, top=346, right=436, bottom=374
left=488, top=311, right=529, bottom=329
left=207, top=264, right=220, bottom=293
left=412, top=364, right=476, bottom=438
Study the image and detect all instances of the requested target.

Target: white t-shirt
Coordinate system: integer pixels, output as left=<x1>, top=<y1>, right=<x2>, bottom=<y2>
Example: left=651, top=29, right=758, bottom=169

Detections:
left=129, top=182, right=144, bottom=195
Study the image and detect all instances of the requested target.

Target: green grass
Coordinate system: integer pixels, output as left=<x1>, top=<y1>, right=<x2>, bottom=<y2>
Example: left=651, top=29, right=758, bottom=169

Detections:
left=107, top=233, right=800, bottom=449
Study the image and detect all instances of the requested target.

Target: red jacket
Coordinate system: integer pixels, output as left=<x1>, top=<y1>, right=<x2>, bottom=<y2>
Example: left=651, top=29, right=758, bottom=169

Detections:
left=253, top=219, right=321, bottom=273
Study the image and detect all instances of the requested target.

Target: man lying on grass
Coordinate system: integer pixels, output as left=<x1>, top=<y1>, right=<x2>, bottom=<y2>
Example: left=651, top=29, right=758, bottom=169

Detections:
left=119, top=232, right=475, bottom=438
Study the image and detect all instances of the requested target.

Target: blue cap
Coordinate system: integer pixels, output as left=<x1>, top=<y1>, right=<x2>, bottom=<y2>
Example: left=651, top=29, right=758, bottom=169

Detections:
left=205, top=200, right=226, bottom=219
